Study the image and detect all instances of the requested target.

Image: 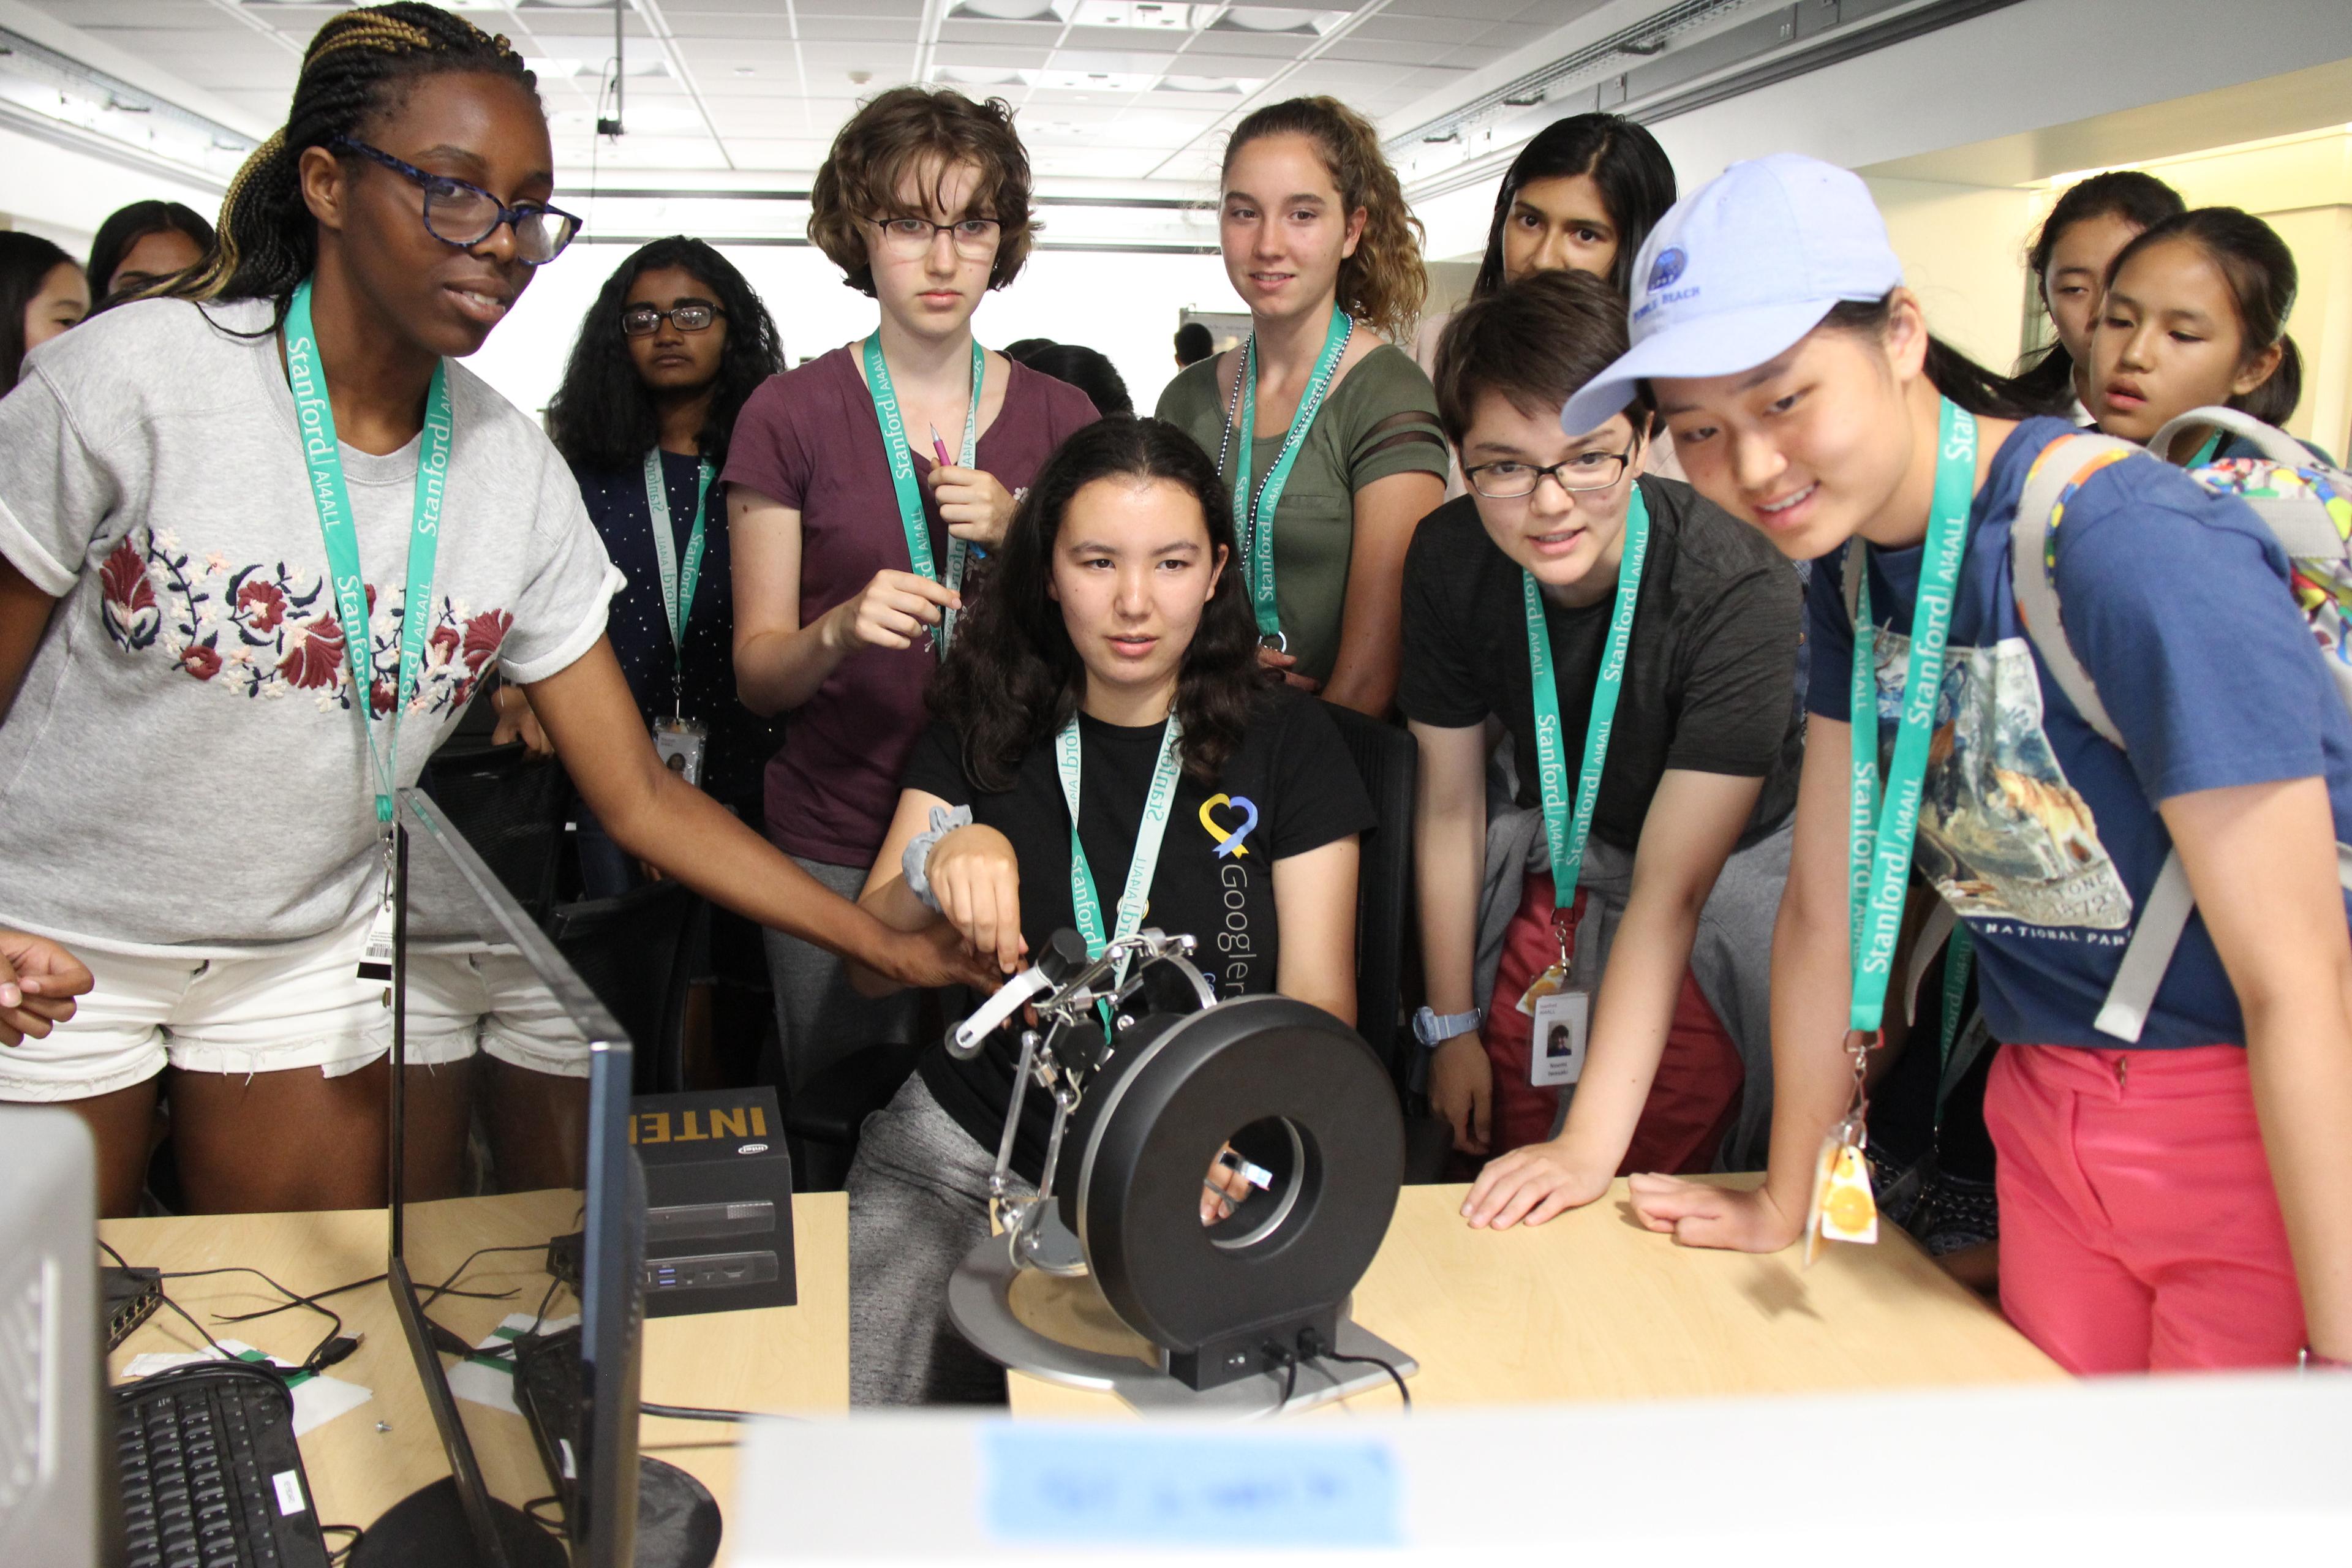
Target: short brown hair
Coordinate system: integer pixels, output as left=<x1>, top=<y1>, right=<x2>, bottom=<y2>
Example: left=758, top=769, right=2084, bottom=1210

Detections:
left=1433, top=269, right=1638, bottom=446
left=807, top=87, right=1035, bottom=297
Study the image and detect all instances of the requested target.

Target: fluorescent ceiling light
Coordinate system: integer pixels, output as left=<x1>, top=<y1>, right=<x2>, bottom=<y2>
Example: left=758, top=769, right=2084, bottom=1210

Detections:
left=939, top=65, right=1032, bottom=86
left=526, top=57, right=587, bottom=79
left=0, top=24, right=256, bottom=184
left=1156, top=74, right=1259, bottom=93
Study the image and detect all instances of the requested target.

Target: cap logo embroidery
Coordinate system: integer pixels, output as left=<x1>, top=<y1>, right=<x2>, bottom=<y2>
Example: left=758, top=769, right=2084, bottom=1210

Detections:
left=1646, top=247, right=1687, bottom=292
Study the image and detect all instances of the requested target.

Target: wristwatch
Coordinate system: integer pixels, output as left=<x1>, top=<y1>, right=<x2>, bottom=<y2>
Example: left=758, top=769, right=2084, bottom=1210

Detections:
left=1412, top=1005, right=1482, bottom=1049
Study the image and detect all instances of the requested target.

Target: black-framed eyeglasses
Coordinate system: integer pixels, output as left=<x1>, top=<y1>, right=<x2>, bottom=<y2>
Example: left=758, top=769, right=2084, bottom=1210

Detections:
left=870, top=214, right=1003, bottom=258
left=620, top=303, right=724, bottom=337
left=1464, top=446, right=1636, bottom=500
left=333, top=137, right=582, bottom=265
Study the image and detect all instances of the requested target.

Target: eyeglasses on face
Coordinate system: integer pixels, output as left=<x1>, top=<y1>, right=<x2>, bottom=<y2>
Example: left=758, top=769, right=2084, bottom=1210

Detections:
left=620, top=303, right=724, bottom=336
left=869, top=214, right=1003, bottom=260
left=332, top=137, right=582, bottom=265
left=1464, top=447, right=1636, bottom=500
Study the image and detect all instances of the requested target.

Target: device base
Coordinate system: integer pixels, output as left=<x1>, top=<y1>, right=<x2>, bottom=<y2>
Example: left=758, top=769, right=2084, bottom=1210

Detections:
left=946, top=1237, right=1415, bottom=1417
left=348, top=1479, right=567, bottom=1568
left=349, top=1458, right=719, bottom=1568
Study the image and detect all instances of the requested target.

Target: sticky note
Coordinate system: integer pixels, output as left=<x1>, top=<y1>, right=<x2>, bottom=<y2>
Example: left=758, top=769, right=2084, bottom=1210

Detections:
left=981, top=1425, right=1401, bottom=1548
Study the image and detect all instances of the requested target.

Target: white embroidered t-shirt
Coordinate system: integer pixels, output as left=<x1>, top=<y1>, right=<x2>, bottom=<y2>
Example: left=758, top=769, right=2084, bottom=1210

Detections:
left=0, top=296, right=619, bottom=956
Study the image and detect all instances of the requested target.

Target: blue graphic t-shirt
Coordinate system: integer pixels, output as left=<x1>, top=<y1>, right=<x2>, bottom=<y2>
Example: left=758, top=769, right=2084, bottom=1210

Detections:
left=1809, top=416, right=2352, bottom=1050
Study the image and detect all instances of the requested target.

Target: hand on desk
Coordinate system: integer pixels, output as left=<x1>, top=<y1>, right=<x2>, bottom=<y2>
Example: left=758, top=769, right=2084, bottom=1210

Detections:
left=1627, top=1173, right=1803, bottom=1252
left=1461, top=1137, right=1612, bottom=1229
left=0, top=929, right=93, bottom=1046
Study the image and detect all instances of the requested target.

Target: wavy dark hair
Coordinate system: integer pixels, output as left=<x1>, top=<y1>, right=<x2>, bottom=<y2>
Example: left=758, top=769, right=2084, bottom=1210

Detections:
left=1, top=231, right=78, bottom=389
left=1472, top=113, right=1675, bottom=300
left=1224, top=97, right=1424, bottom=344
left=545, top=237, right=782, bottom=472
left=168, top=3, right=536, bottom=328
left=87, top=200, right=217, bottom=306
left=2105, top=206, right=2302, bottom=428
left=929, top=417, right=1261, bottom=792
left=2010, top=169, right=2182, bottom=409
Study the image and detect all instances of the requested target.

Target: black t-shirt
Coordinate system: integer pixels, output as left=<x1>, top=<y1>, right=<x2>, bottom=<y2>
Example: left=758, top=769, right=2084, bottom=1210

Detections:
left=905, top=687, right=1377, bottom=1178
left=1396, top=476, right=1802, bottom=848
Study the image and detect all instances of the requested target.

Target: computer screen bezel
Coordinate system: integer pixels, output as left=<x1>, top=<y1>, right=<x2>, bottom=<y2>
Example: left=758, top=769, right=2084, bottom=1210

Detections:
left=385, top=787, right=643, bottom=1568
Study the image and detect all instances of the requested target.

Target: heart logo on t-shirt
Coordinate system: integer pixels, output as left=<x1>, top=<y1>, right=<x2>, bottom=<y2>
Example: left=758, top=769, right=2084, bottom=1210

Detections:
left=1199, top=794, right=1258, bottom=858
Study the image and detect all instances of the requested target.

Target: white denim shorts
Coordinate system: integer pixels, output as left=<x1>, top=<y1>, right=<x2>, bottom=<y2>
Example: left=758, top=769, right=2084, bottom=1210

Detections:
left=0, top=909, right=592, bottom=1102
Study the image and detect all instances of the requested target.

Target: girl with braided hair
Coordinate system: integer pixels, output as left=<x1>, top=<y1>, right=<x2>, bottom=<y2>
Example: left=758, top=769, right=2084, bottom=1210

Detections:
left=0, top=3, right=988, bottom=1217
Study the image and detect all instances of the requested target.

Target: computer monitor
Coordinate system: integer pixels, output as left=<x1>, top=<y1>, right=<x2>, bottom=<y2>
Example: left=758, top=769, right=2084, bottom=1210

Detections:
left=0, top=1106, right=102, bottom=1564
left=369, top=786, right=659, bottom=1568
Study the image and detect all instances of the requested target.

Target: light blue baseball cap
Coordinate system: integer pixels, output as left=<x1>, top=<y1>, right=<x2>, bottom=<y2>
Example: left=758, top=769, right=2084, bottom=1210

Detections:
left=1559, top=153, right=1902, bottom=436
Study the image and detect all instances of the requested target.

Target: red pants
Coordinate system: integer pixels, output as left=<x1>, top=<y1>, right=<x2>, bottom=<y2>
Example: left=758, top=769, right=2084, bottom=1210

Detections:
left=1985, top=1043, right=2305, bottom=1374
left=1476, top=870, right=1742, bottom=1172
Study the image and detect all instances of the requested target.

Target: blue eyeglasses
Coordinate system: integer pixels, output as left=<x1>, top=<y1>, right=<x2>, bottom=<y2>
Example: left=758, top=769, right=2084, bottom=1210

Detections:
left=333, top=137, right=582, bottom=265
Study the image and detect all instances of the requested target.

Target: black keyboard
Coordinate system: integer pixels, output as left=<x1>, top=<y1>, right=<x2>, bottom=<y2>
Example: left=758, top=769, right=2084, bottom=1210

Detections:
left=512, top=1325, right=584, bottom=1517
left=113, top=1361, right=332, bottom=1568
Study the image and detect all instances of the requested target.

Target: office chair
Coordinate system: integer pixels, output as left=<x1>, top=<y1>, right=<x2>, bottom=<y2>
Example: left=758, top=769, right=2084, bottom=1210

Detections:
left=1315, top=703, right=1452, bottom=1183
left=420, top=740, right=570, bottom=922
left=545, top=880, right=703, bottom=1096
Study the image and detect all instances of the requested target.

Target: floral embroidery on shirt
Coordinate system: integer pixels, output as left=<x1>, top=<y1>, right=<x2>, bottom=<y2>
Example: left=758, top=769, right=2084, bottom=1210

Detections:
left=97, top=526, right=508, bottom=715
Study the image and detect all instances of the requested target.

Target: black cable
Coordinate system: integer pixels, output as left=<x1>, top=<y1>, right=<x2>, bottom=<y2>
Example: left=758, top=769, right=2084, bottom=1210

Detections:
left=415, top=1242, right=544, bottom=1311
left=97, top=1237, right=132, bottom=1269
left=321, top=1523, right=364, bottom=1565
left=1296, top=1328, right=1411, bottom=1413
left=522, top=1495, right=567, bottom=1536
left=151, top=1266, right=347, bottom=1374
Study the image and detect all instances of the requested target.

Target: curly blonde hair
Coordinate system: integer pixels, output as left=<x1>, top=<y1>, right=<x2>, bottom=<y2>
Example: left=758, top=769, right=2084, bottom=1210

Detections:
left=807, top=87, right=1035, bottom=298
left=1223, top=96, right=1425, bottom=345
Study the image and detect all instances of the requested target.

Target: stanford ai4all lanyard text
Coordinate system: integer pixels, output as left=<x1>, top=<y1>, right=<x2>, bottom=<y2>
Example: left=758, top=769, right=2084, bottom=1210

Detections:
left=866, top=334, right=982, bottom=658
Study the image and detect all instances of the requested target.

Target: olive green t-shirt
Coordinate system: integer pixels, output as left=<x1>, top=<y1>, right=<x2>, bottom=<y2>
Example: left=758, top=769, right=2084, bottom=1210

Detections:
left=1156, top=341, right=1446, bottom=684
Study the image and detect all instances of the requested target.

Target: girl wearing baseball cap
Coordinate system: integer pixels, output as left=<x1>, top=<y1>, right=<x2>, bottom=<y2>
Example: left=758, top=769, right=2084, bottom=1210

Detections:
left=1592, top=154, right=2352, bottom=1375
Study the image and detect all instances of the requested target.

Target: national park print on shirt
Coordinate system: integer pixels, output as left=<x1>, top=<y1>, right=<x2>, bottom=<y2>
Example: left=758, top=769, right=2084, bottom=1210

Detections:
left=1866, top=629, right=2134, bottom=936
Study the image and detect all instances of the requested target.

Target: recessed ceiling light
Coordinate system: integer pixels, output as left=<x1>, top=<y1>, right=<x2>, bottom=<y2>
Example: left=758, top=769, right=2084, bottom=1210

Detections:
left=1034, top=69, right=1158, bottom=92
left=524, top=57, right=587, bottom=79
left=1156, top=75, right=1260, bottom=94
left=1070, top=1, right=1213, bottom=28
left=734, top=67, right=756, bottom=76
left=948, top=0, right=1071, bottom=20
left=1209, top=7, right=1347, bottom=35
left=939, top=65, right=1031, bottom=86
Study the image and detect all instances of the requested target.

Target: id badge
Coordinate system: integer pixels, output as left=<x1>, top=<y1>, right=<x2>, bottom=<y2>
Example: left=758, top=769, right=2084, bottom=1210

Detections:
left=356, top=884, right=394, bottom=986
left=1529, top=988, right=1588, bottom=1087
left=653, top=717, right=707, bottom=787
left=1803, top=1131, right=1879, bottom=1267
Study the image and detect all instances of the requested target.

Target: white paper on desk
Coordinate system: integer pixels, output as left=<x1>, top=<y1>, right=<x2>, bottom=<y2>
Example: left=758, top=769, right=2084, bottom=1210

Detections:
left=447, top=1313, right=581, bottom=1416
left=120, top=1340, right=372, bottom=1438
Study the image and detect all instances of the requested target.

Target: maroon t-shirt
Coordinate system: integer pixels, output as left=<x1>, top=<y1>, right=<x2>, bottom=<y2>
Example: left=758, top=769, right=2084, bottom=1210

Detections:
left=723, top=345, right=1099, bottom=865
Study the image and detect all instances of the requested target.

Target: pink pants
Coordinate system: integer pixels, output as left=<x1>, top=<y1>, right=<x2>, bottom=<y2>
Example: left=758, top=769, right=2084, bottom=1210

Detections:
left=1985, top=1042, right=2305, bottom=1374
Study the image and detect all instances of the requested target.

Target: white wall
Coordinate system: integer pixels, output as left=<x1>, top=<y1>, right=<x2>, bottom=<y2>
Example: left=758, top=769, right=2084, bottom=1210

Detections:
left=0, top=122, right=222, bottom=257
left=463, top=241, right=1235, bottom=424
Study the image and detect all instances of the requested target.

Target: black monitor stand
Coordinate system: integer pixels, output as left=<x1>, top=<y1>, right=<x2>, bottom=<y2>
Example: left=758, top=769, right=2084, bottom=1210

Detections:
left=352, top=1459, right=718, bottom=1568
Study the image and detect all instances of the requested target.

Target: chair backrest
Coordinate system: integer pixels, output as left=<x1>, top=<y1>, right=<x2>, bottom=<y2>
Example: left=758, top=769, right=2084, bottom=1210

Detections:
left=544, top=880, right=703, bottom=1095
left=420, top=741, right=570, bottom=922
left=1317, top=701, right=1417, bottom=1087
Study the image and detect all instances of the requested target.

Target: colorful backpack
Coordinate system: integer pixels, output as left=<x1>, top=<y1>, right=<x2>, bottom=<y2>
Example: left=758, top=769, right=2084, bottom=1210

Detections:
left=2011, top=405, right=2352, bottom=1042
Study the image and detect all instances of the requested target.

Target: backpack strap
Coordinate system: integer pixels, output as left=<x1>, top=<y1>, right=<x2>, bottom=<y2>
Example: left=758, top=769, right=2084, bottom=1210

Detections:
left=2009, top=431, right=2140, bottom=748
left=2147, top=404, right=2310, bottom=467
left=2100, top=843, right=2352, bottom=1042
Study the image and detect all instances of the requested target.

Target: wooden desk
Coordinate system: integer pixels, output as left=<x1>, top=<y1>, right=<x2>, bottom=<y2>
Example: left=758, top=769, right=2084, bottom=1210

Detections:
left=100, top=1193, right=846, bottom=1565
left=1009, top=1179, right=2062, bottom=1415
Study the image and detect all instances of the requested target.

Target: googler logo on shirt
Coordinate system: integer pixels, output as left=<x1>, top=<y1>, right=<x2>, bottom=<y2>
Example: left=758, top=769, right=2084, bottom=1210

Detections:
left=1199, top=794, right=1257, bottom=858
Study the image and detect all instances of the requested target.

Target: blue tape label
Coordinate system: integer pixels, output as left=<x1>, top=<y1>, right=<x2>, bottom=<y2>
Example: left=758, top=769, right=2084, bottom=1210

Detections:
left=981, top=1425, right=1401, bottom=1548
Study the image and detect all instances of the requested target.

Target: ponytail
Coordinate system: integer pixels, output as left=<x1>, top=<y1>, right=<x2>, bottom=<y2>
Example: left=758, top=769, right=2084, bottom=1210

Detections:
left=1224, top=97, right=1425, bottom=344
left=1822, top=296, right=2070, bottom=421
left=172, top=3, right=535, bottom=325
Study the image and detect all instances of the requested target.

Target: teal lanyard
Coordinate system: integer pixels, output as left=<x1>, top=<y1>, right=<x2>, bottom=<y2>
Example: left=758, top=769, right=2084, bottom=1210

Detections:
left=1523, top=482, right=1651, bottom=951
left=1936, top=922, right=1975, bottom=1118
left=641, top=448, right=713, bottom=716
left=1847, top=399, right=1977, bottom=1033
left=1055, top=713, right=1185, bottom=993
left=864, top=333, right=983, bottom=657
left=285, top=278, right=452, bottom=827
left=2185, top=431, right=2223, bottom=467
left=1217, top=309, right=1353, bottom=645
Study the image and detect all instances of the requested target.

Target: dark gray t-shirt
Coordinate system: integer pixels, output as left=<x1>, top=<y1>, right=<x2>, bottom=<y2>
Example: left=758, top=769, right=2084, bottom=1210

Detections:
left=1397, top=476, right=1802, bottom=849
